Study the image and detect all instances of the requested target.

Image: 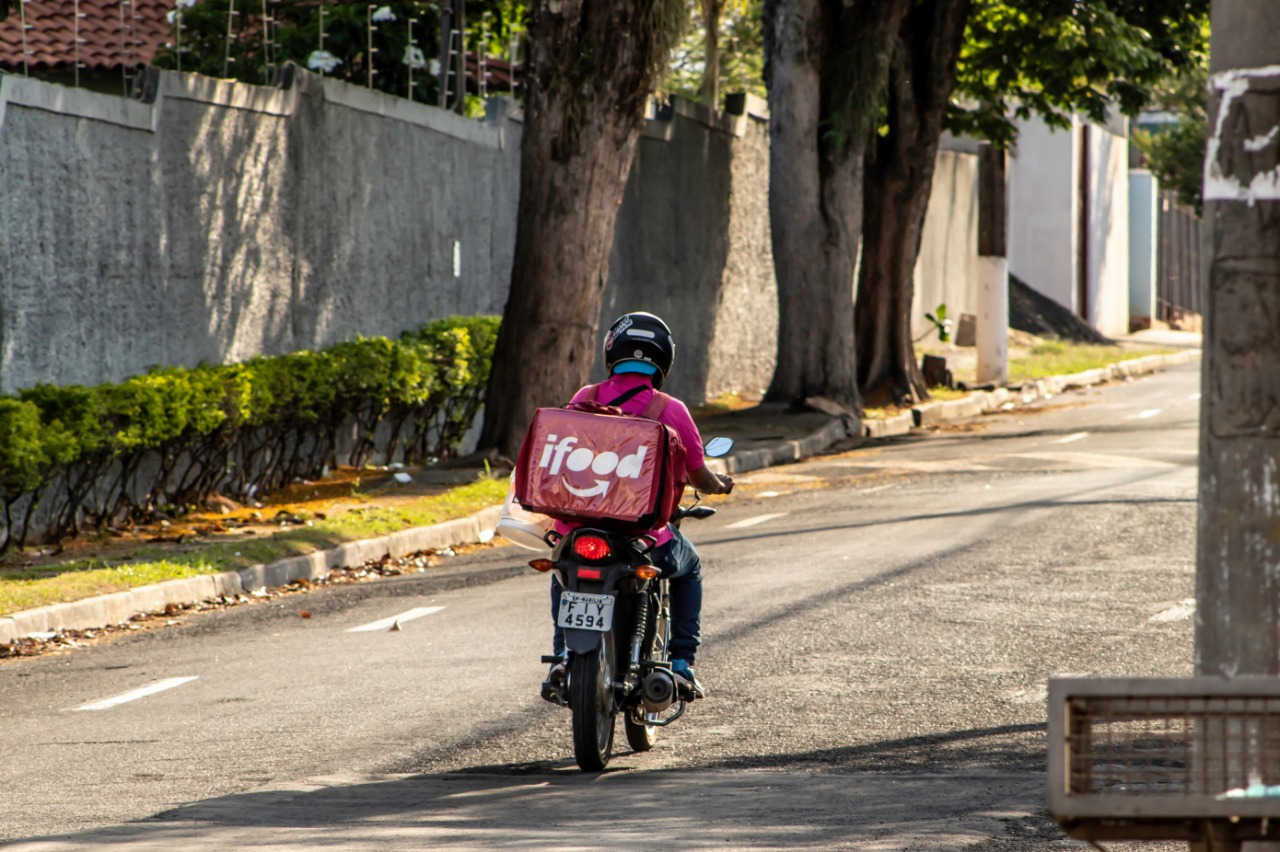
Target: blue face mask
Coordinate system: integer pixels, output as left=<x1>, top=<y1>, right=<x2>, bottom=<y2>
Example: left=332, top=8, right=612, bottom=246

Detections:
left=612, top=360, right=658, bottom=376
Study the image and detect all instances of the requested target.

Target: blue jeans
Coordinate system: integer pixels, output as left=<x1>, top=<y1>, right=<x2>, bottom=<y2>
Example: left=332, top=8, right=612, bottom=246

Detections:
left=551, top=527, right=703, bottom=664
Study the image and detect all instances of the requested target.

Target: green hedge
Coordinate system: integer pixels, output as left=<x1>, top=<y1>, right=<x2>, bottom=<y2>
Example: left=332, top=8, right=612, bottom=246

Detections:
left=0, top=316, right=500, bottom=551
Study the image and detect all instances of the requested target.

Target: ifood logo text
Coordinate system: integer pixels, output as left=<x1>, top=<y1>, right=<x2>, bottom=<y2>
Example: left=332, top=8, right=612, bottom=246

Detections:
left=538, top=434, right=648, bottom=498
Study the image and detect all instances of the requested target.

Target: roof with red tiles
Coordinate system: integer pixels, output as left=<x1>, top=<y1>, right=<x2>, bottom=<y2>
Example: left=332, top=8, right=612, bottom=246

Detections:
left=0, top=0, right=172, bottom=70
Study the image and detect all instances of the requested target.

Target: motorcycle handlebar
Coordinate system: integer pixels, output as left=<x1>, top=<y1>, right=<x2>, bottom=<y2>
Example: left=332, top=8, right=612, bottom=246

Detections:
left=674, top=505, right=716, bottom=521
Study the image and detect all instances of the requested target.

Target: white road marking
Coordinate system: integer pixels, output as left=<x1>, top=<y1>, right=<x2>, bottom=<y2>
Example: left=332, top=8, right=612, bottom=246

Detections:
left=725, top=513, right=789, bottom=530
left=1149, top=599, right=1196, bottom=623
left=72, top=677, right=199, bottom=711
left=1126, top=409, right=1163, bottom=420
left=346, top=606, right=444, bottom=633
left=1055, top=432, right=1089, bottom=445
left=859, top=485, right=895, bottom=495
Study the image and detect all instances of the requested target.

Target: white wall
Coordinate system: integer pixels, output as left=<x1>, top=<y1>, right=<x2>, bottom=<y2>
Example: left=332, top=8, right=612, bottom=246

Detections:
left=1007, top=111, right=1132, bottom=339
left=1088, top=117, right=1130, bottom=337
left=1128, top=170, right=1159, bottom=324
left=1008, top=115, right=1079, bottom=313
left=911, top=150, right=980, bottom=340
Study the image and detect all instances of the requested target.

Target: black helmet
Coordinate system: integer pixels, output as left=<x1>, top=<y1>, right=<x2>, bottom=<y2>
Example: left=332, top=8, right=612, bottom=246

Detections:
left=603, top=312, right=675, bottom=389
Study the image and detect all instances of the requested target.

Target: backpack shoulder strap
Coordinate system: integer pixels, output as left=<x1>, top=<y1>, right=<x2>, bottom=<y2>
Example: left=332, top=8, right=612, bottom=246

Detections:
left=640, top=391, right=671, bottom=421
left=605, top=385, right=649, bottom=408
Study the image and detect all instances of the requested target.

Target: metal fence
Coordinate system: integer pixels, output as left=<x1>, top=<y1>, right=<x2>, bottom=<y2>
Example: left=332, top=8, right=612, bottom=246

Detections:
left=1157, top=189, right=1203, bottom=323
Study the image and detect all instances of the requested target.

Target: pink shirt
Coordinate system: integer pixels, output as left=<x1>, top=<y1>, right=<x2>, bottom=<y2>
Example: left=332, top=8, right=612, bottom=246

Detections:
left=553, top=374, right=706, bottom=546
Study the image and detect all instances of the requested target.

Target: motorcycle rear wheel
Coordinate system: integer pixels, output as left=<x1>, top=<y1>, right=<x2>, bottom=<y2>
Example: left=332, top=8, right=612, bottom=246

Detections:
left=569, top=634, right=616, bottom=771
left=624, top=708, right=658, bottom=752
left=626, top=585, right=666, bottom=753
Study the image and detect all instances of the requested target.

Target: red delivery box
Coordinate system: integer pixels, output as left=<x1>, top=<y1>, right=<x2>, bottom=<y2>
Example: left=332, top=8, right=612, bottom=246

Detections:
left=514, top=405, right=686, bottom=532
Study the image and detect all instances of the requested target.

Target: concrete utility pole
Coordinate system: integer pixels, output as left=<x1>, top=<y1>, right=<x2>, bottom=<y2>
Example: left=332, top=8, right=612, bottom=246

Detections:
left=976, top=142, right=1009, bottom=386
left=1196, top=0, right=1280, bottom=678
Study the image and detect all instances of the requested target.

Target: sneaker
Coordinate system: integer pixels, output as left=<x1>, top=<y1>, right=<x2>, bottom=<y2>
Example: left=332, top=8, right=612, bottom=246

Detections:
left=540, top=658, right=568, bottom=707
left=671, top=659, right=705, bottom=700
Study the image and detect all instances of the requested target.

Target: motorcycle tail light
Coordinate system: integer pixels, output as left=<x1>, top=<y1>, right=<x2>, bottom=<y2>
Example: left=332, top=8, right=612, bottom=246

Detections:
left=528, top=559, right=555, bottom=572
left=573, top=535, right=611, bottom=562
left=577, top=568, right=602, bottom=580
left=634, top=564, right=659, bottom=580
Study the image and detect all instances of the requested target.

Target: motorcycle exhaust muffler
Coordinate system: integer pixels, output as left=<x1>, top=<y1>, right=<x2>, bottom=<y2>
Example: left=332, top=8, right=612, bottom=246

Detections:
left=641, top=669, right=677, bottom=712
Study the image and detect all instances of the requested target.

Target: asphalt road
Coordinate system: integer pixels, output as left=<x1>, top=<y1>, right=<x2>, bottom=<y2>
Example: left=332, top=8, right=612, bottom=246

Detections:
left=0, top=363, right=1201, bottom=850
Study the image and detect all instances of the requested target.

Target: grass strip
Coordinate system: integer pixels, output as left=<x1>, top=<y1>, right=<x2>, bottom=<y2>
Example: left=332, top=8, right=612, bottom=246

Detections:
left=0, top=478, right=508, bottom=617
left=1006, top=341, right=1178, bottom=382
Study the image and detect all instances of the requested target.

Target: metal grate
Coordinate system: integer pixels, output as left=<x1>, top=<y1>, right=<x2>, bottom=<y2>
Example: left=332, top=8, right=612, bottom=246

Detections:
left=1068, top=695, right=1280, bottom=797
left=1049, top=678, right=1280, bottom=841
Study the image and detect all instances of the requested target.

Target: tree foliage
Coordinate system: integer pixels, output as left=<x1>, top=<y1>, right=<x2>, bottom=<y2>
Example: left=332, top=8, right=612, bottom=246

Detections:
left=1131, top=47, right=1208, bottom=213
left=669, top=0, right=766, bottom=103
left=949, top=0, right=1209, bottom=148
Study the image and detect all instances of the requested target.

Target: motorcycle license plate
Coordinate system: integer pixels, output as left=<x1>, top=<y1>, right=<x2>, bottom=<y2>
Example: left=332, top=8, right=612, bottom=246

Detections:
left=557, top=591, right=615, bottom=632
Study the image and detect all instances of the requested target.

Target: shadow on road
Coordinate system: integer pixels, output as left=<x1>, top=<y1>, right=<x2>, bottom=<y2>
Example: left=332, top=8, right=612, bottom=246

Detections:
left=0, top=725, right=1055, bottom=850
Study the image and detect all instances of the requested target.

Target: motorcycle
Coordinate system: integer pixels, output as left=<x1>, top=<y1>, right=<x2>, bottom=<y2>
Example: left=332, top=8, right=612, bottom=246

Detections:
left=527, top=436, right=733, bottom=771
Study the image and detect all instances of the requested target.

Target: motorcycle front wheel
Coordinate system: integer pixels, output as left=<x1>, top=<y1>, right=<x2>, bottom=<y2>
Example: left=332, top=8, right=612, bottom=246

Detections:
left=569, top=632, right=616, bottom=771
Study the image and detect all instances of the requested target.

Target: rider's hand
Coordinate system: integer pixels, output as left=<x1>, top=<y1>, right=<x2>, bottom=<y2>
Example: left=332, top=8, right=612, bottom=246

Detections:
left=689, top=465, right=732, bottom=495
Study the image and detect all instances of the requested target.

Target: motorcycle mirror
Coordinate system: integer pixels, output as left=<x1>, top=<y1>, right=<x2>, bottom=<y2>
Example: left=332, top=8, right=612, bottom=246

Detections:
left=704, top=436, right=733, bottom=458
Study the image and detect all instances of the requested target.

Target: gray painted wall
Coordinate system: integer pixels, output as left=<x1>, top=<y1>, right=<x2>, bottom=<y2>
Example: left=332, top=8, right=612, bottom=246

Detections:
left=1, top=66, right=980, bottom=409
left=0, top=66, right=776, bottom=402
left=0, top=66, right=518, bottom=392
left=602, top=96, right=776, bottom=404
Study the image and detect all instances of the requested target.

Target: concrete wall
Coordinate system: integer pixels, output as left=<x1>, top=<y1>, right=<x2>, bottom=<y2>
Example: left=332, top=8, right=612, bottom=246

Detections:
left=602, top=96, right=775, bottom=404
left=1, top=65, right=1005, bottom=410
left=1008, top=115, right=1079, bottom=314
left=0, top=67, right=779, bottom=403
left=1007, top=111, right=1132, bottom=339
left=1128, top=170, right=1158, bottom=325
left=0, top=67, right=519, bottom=392
left=911, top=149, right=981, bottom=340
left=1087, top=115, right=1130, bottom=337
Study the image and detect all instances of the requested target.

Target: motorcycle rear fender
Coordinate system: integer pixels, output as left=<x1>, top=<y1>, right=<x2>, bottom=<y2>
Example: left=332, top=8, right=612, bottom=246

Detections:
left=565, top=627, right=603, bottom=654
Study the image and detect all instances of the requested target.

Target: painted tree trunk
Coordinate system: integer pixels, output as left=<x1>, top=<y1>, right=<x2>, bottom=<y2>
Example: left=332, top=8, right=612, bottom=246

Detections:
left=762, top=0, right=907, bottom=412
left=855, top=0, right=971, bottom=408
left=479, top=0, right=683, bottom=457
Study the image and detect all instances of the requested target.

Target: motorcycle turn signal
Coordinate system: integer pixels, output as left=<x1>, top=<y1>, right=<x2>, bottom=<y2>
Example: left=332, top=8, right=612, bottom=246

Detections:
left=634, top=564, right=660, bottom=580
left=528, top=558, right=555, bottom=572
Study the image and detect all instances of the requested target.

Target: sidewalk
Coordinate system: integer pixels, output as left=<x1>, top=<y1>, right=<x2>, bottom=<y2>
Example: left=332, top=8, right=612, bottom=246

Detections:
left=0, top=338, right=1202, bottom=646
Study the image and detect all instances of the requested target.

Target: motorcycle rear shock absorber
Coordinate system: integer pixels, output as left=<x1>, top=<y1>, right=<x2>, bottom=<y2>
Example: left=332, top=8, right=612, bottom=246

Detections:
left=629, top=588, right=651, bottom=673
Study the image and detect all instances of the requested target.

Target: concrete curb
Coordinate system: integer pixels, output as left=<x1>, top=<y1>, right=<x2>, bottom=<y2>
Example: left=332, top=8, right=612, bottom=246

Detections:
left=0, top=506, right=502, bottom=645
left=703, top=418, right=851, bottom=476
left=869, top=349, right=1201, bottom=437
left=0, top=348, right=1199, bottom=645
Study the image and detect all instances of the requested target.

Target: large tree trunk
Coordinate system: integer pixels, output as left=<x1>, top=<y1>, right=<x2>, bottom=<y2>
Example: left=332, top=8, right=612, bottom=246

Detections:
left=854, top=0, right=971, bottom=408
left=762, top=0, right=907, bottom=412
left=478, top=0, right=684, bottom=457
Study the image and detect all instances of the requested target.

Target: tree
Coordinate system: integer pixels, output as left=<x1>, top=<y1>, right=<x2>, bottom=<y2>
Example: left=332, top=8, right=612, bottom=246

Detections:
left=669, top=0, right=766, bottom=103
left=761, top=0, right=909, bottom=413
left=1131, top=42, right=1210, bottom=214
left=854, top=0, right=971, bottom=407
left=478, top=0, right=686, bottom=456
left=853, top=0, right=1209, bottom=407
